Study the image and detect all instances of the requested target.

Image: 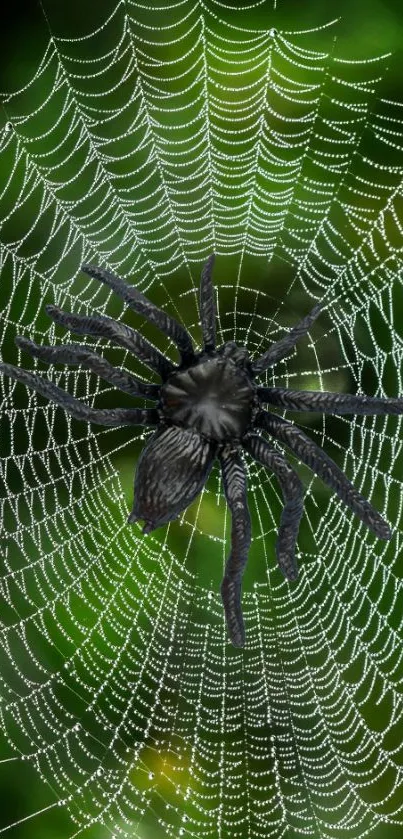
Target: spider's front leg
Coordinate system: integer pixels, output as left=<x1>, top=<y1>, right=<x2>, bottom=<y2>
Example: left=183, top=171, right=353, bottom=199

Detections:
left=219, top=446, right=251, bottom=648
left=129, top=425, right=216, bottom=532
left=251, top=302, right=322, bottom=376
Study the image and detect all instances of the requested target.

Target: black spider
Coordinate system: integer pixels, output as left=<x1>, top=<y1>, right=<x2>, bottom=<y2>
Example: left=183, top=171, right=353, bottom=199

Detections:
left=0, top=255, right=400, bottom=647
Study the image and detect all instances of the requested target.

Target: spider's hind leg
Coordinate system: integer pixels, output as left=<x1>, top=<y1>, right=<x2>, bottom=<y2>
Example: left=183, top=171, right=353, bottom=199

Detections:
left=244, top=433, right=303, bottom=580
left=219, top=446, right=251, bottom=648
left=0, top=362, right=159, bottom=427
left=257, top=409, right=392, bottom=541
left=15, top=336, right=159, bottom=399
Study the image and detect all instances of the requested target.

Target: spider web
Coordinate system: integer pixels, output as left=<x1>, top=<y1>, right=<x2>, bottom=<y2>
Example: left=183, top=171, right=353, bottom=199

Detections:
left=0, top=1, right=403, bottom=837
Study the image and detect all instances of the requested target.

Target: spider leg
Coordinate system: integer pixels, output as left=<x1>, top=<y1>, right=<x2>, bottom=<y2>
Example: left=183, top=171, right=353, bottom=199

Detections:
left=219, top=445, right=251, bottom=648
left=244, top=433, right=303, bottom=580
left=0, top=362, right=159, bottom=427
left=257, top=410, right=392, bottom=540
left=15, top=337, right=160, bottom=400
left=258, top=386, right=403, bottom=416
left=45, top=304, right=174, bottom=380
left=251, top=303, right=322, bottom=376
left=82, top=264, right=195, bottom=365
left=199, top=254, right=217, bottom=352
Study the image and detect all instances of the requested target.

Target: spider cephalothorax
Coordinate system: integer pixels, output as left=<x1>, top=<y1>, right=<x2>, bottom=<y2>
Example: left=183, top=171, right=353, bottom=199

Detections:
left=1, top=255, right=400, bottom=647
left=161, top=352, right=256, bottom=440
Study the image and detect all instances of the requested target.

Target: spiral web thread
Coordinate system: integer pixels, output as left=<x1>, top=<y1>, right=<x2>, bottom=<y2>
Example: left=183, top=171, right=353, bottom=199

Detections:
left=0, top=1, right=403, bottom=837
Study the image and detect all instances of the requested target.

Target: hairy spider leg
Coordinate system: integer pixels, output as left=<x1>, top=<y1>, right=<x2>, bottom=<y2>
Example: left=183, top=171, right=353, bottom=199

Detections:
left=219, top=446, right=251, bottom=648
left=82, top=264, right=195, bottom=365
left=0, top=362, right=159, bottom=427
left=244, top=434, right=303, bottom=580
left=199, top=253, right=217, bottom=352
left=258, top=386, right=403, bottom=416
left=251, top=303, right=322, bottom=376
left=15, top=337, right=160, bottom=400
left=257, top=410, right=392, bottom=540
left=45, top=304, right=174, bottom=380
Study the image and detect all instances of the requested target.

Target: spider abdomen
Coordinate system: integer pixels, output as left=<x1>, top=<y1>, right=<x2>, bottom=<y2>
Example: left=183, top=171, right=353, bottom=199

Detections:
left=160, top=358, right=254, bottom=442
left=130, top=425, right=216, bottom=531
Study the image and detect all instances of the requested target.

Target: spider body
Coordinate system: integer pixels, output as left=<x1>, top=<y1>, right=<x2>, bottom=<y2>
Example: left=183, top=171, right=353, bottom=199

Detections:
left=1, top=254, right=401, bottom=648
left=160, top=352, right=256, bottom=441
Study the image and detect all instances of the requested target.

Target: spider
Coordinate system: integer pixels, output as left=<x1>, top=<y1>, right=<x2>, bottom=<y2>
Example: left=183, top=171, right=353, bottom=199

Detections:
left=1, top=255, right=401, bottom=648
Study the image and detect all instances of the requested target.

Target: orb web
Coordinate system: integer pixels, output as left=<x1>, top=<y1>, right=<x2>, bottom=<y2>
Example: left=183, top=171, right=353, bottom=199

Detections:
left=0, top=2, right=403, bottom=837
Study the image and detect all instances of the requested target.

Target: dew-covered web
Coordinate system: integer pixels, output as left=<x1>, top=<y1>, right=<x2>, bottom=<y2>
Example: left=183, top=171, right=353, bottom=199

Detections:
left=0, top=1, right=403, bottom=837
